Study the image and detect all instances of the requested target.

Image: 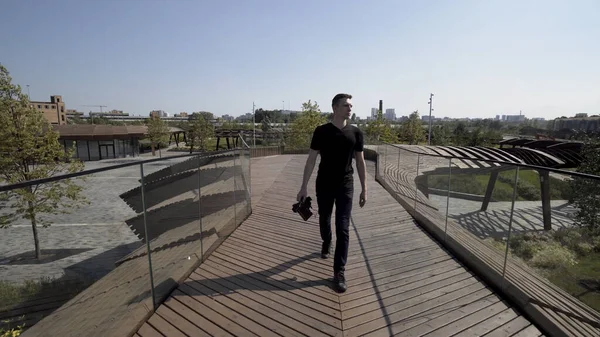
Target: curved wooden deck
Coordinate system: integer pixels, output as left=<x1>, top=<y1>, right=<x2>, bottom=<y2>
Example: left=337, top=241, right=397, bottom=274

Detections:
left=373, top=145, right=600, bottom=337
left=135, top=154, right=542, bottom=337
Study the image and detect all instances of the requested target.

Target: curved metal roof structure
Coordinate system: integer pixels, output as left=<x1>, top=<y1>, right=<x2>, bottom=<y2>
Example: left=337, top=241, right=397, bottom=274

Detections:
left=395, top=138, right=584, bottom=171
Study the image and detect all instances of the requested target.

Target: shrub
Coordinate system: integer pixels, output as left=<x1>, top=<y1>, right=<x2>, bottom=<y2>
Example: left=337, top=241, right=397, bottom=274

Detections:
left=530, top=243, right=578, bottom=269
left=483, top=238, right=506, bottom=252
left=516, top=180, right=539, bottom=200
left=550, top=177, right=573, bottom=201
left=510, top=231, right=553, bottom=259
left=0, top=326, right=23, bottom=337
left=592, top=236, right=600, bottom=252
left=510, top=231, right=578, bottom=270
left=573, top=242, right=594, bottom=256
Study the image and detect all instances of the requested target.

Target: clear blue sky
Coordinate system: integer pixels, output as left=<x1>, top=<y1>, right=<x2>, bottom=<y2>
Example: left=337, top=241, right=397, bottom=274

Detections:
left=1, top=0, right=598, bottom=119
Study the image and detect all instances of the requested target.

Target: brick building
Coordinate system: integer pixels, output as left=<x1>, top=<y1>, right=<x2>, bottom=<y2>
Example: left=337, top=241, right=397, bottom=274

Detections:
left=30, top=95, right=66, bottom=125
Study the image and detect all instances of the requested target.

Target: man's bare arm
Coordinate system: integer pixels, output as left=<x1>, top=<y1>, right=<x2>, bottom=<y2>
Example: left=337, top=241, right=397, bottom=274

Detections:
left=301, top=149, right=319, bottom=190
left=355, top=151, right=367, bottom=192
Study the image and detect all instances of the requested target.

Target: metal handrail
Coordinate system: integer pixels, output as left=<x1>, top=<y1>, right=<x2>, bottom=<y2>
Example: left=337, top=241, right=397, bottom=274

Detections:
left=381, top=142, right=600, bottom=181
left=0, top=149, right=235, bottom=193
left=238, top=133, right=250, bottom=149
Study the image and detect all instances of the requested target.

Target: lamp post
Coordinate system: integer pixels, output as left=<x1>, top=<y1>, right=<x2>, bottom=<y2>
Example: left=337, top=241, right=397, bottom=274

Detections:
left=252, top=102, right=256, bottom=147
left=427, top=93, right=434, bottom=145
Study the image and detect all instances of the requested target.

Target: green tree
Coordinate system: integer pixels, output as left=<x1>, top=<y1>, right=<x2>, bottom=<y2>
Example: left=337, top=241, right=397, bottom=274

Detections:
left=453, top=122, right=468, bottom=145
left=145, top=117, right=170, bottom=156
left=194, top=111, right=214, bottom=121
left=572, top=137, right=600, bottom=236
left=399, top=111, right=425, bottom=145
left=287, top=100, right=326, bottom=149
left=187, top=112, right=214, bottom=152
left=431, top=124, right=452, bottom=145
left=261, top=114, right=272, bottom=133
left=366, top=109, right=396, bottom=143
left=0, top=65, right=87, bottom=259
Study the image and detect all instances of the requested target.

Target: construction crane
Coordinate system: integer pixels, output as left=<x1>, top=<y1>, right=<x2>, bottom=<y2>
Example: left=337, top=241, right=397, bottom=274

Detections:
left=81, top=105, right=107, bottom=113
left=80, top=105, right=107, bottom=124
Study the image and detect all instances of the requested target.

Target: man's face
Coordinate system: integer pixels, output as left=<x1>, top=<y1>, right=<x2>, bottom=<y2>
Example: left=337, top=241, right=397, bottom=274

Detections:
left=334, top=98, right=353, bottom=119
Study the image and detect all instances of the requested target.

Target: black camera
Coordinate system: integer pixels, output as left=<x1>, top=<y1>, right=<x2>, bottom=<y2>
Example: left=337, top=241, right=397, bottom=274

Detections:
left=292, top=197, right=313, bottom=221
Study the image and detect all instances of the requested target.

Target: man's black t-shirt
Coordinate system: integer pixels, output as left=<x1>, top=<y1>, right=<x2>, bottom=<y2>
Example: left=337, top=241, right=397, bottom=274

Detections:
left=310, top=123, right=364, bottom=186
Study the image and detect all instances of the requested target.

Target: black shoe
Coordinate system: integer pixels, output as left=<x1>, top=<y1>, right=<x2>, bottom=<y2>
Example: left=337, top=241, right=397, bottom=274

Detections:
left=321, top=242, right=331, bottom=259
left=333, top=270, right=347, bottom=293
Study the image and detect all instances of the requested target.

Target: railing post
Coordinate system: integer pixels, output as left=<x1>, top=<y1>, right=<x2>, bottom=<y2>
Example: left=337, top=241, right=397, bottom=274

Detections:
left=383, top=143, right=388, bottom=176
left=501, top=166, right=520, bottom=290
left=140, top=163, right=157, bottom=311
left=197, top=155, right=204, bottom=259
left=233, top=148, right=237, bottom=227
left=414, top=153, right=421, bottom=212
left=444, top=158, right=452, bottom=243
left=395, top=147, right=402, bottom=194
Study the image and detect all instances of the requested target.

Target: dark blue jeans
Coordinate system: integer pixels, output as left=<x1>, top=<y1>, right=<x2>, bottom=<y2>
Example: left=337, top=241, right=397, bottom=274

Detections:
left=316, top=176, right=353, bottom=273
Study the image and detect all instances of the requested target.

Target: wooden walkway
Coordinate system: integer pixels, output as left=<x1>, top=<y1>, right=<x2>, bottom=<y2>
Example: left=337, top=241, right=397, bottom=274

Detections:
left=374, top=145, right=600, bottom=337
left=135, top=154, right=543, bottom=336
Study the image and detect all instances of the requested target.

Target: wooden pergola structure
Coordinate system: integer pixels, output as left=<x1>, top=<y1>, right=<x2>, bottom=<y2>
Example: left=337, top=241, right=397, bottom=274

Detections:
left=213, top=129, right=282, bottom=150
left=167, top=127, right=187, bottom=147
left=411, top=138, right=584, bottom=230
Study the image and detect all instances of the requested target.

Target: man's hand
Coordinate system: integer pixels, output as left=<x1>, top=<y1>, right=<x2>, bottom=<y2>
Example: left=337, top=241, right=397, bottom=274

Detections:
left=359, top=190, right=367, bottom=208
left=297, top=186, right=308, bottom=202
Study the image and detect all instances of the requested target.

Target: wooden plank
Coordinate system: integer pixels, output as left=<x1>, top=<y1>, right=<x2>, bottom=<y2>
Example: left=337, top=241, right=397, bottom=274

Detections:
left=511, top=324, right=547, bottom=337
left=483, top=316, right=536, bottom=337
left=169, top=289, right=257, bottom=337
left=145, top=314, right=186, bottom=337
left=136, top=322, right=162, bottom=337
left=191, top=265, right=335, bottom=336
left=422, top=300, right=509, bottom=336
left=178, top=278, right=293, bottom=337
left=155, top=303, right=211, bottom=337
left=452, top=307, right=521, bottom=336
left=164, top=296, right=233, bottom=337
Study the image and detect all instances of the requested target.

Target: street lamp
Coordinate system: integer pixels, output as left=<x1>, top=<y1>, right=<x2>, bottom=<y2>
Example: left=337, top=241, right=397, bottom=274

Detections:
left=427, top=93, right=434, bottom=145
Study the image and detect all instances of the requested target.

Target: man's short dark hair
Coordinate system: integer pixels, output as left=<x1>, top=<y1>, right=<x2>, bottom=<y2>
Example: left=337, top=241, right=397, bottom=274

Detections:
left=332, top=93, right=352, bottom=107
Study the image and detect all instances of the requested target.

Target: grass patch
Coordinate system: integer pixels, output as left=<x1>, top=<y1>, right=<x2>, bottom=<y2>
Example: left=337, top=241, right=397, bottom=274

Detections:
left=0, top=276, right=93, bottom=333
left=547, top=252, right=600, bottom=311
left=428, top=169, right=572, bottom=201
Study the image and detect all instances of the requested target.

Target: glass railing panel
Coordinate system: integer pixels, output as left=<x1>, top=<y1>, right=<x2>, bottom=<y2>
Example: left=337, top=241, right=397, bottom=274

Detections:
left=413, top=150, right=450, bottom=223
left=140, top=155, right=205, bottom=311
left=504, top=168, right=600, bottom=315
left=441, top=159, right=519, bottom=275
left=242, top=143, right=252, bottom=216
left=0, top=159, right=151, bottom=335
left=394, top=147, right=421, bottom=213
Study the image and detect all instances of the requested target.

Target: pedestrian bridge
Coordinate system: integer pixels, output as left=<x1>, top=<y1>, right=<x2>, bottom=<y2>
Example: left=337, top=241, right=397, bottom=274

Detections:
left=2, top=141, right=598, bottom=337
left=136, top=154, right=545, bottom=337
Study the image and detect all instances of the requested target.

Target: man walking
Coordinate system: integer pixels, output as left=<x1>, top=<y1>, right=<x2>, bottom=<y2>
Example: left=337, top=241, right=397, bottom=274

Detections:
left=296, top=93, right=367, bottom=293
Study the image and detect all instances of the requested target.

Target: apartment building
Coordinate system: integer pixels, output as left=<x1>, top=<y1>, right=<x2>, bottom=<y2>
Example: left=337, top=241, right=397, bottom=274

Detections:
left=30, top=95, right=66, bottom=125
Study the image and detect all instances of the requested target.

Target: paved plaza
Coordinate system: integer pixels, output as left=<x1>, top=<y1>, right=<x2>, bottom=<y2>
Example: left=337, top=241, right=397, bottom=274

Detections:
left=0, top=155, right=194, bottom=284
left=428, top=194, right=577, bottom=239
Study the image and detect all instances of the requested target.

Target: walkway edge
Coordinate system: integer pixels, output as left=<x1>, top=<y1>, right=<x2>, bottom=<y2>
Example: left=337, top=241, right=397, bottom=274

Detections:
left=365, top=148, right=593, bottom=337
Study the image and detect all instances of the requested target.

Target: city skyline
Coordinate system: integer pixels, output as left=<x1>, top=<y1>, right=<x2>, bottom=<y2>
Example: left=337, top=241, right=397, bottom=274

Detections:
left=24, top=93, right=558, bottom=121
left=2, top=1, right=598, bottom=120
